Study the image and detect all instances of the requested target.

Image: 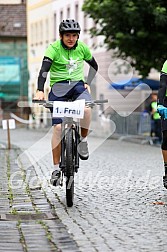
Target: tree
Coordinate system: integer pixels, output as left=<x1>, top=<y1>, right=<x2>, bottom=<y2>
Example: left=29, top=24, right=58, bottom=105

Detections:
left=82, top=0, right=167, bottom=77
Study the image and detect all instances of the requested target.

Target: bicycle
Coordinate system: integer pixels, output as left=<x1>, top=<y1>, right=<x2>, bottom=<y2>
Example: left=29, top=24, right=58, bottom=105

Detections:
left=33, top=99, right=108, bottom=207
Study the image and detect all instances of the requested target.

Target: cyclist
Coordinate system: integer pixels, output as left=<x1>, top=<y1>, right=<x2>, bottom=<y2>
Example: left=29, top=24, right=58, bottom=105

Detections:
left=33, top=19, right=98, bottom=186
left=157, top=60, right=167, bottom=188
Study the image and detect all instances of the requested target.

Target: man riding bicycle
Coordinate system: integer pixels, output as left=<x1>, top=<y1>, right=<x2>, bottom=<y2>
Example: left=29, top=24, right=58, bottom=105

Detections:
left=34, top=19, right=98, bottom=186
left=157, top=60, right=167, bottom=188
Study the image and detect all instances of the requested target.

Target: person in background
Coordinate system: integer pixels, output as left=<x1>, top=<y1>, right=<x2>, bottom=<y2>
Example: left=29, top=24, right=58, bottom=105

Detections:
left=148, top=93, right=162, bottom=143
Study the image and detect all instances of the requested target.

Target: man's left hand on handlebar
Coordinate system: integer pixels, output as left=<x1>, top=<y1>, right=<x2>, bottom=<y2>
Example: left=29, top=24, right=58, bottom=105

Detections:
left=33, top=90, right=45, bottom=100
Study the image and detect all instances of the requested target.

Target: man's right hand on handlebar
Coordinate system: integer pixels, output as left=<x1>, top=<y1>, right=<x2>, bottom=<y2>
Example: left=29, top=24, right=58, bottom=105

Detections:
left=33, top=90, right=45, bottom=100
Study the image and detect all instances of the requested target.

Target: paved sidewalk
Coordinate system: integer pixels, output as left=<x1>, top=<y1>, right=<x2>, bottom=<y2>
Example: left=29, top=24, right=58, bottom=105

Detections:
left=1, top=127, right=167, bottom=252
left=0, top=145, right=80, bottom=252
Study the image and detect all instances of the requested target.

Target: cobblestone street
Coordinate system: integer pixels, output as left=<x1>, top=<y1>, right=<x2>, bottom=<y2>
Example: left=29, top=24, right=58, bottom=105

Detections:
left=0, top=127, right=167, bottom=252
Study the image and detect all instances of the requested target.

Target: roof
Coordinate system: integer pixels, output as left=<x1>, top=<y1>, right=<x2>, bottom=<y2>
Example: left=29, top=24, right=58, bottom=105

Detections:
left=0, top=3, right=26, bottom=37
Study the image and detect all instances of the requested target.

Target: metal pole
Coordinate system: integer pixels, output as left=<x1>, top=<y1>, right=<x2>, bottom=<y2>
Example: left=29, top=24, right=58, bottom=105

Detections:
left=7, top=119, right=11, bottom=150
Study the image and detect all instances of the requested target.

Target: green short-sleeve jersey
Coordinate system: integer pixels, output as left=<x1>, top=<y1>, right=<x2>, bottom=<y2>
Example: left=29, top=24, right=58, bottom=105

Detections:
left=162, top=60, right=167, bottom=73
left=44, top=40, right=92, bottom=86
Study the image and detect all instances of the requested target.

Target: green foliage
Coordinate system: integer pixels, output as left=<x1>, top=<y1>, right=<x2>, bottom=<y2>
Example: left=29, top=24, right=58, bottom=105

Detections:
left=83, top=0, right=167, bottom=77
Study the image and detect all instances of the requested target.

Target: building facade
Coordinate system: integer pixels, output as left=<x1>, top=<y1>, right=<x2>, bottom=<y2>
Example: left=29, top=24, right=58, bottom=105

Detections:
left=0, top=0, right=28, bottom=117
left=27, top=0, right=157, bottom=127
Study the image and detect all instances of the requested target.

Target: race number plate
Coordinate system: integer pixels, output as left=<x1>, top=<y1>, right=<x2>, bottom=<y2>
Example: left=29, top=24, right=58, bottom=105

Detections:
left=53, top=99, right=85, bottom=119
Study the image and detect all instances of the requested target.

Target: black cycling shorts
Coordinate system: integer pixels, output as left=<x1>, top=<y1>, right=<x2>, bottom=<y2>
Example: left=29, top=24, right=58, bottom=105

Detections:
left=48, top=80, right=92, bottom=125
left=161, top=118, right=167, bottom=131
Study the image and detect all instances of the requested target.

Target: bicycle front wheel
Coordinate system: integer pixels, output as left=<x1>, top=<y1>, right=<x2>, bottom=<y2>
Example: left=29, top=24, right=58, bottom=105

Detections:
left=65, top=128, right=74, bottom=207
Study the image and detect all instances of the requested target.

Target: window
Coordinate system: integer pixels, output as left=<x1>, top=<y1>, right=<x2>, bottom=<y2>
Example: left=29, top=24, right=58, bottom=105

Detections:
left=83, top=14, right=87, bottom=33
left=99, top=94, right=104, bottom=111
left=39, top=22, right=42, bottom=44
left=45, top=19, right=49, bottom=45
left=60, top=10, right=63, bottom=22
left=92, top=21, right=97, bottom=47
left=67, top=7, right=70, bottom=18
left=35, top=22, right=38, bottom=45
left=75, top=3, right=78, bottom=21
left=54, top=13, right=57, bottom=40
left=37, top=22, right=40, bottom=45
left=31, top=23, right=34, bottom=46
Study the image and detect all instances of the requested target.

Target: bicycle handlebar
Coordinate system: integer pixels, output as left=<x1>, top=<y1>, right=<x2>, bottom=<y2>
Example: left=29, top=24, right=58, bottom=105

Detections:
left=32, top=100, right=47, bottom=104
left=32, top=99, right=108, bottom=107
left=89, top=99, right=108, bottom=104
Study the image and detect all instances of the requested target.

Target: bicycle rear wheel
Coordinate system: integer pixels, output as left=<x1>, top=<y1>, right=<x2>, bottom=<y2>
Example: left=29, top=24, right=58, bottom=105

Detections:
left=65, top=128, right=74, bottom=207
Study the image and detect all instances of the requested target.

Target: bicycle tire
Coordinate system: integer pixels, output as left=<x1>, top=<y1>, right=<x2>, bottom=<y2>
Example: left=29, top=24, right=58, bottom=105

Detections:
left=65, top=128, right=74, bottom=207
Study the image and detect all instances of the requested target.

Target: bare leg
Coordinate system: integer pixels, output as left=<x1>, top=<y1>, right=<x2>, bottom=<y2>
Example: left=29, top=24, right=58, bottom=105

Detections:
left=51, top=124, right=62, bottom=165
left=162, top=150, right=167, bottom=163
left=80, top=107, right=91, bottom=137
